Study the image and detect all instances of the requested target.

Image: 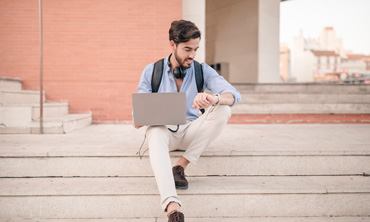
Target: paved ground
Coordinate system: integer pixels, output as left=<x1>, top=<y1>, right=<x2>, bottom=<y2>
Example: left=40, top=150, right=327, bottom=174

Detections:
left=166, top=218, right=370, bottom=222
left=7, top=217, right=370, bottom=222
left=0, top=124, right=369, bottom=157
left=1, top=124, right=370, bottom=221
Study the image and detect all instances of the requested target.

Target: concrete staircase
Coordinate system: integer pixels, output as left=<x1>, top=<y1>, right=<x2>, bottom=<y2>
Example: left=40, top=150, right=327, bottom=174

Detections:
left=0, top=77, right=92, bottom=134
left=0, top=124, right=369, bottom=221
left=229, top=83, right=370, bottom=124
left=232, top=83, right=370, bottom=114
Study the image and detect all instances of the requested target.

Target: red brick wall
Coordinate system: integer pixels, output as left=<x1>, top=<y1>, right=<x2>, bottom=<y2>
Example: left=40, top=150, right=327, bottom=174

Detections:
left=0, top=0, right=182, bottom=123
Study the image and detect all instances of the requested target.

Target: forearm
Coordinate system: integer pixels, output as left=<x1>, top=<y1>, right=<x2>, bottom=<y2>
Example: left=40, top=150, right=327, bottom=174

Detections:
left=218, top=93, right=235, bottom=106
left=193, top=92, right=235, bottom=109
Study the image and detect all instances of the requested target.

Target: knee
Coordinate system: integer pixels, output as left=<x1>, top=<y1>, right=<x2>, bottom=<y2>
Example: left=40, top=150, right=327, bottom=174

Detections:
left=146, top=126, right=169, bottom=150
left=207, top=105, right=231, bottom=125
left=146, top=126, right=168, bottom=140
left=217, top=105, right=231, bottom=118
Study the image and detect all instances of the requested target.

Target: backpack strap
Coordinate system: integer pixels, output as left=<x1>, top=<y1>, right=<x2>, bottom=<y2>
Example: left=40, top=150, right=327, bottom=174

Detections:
left=193, top=60, right=204, bottom=93
left=193, top=61, right=205, bottom=114
left=151, top=59, right=164, bottom=93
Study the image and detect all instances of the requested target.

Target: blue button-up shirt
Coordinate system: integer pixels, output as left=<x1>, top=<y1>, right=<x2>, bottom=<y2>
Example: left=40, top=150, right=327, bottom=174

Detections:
left=137, top=55, right=242, bottom=120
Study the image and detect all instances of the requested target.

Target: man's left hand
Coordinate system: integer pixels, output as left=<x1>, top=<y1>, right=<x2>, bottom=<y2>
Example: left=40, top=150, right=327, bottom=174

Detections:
left=192, top=93, right=218, bottom=109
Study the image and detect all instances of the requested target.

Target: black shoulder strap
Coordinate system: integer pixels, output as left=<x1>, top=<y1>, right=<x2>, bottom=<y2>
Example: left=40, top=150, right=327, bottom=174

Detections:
left=193, top=60, right=204, bottom=93
left=193, top=61, right=205, bottom=114
left=151, top=59, right=164, bottom=93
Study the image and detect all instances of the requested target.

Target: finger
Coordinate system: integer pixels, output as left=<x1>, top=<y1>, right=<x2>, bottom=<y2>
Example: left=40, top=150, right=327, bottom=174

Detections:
left=196, top=98, right=207, bottom=108
left=193, top=96, right=199, bottom=109
left=194, top=93, right=211, bottom=109
left=198, top=94, right=210, bottom=107
left=193, top=94, right=203, bottom=108
left=194, top=100, right=202, bottom=108
left=196, top=94, right=204, bottom=104
left=206, top=94, right=217, bottom=104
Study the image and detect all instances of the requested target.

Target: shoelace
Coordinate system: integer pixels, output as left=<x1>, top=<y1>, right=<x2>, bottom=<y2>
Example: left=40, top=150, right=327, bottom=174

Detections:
left=174, top=166, right=185, bottom=178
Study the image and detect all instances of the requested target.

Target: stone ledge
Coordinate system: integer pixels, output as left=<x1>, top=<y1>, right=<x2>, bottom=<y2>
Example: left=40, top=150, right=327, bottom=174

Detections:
left=6, top=217, right=370, bottom=222
left=1, top=176, right=369, bottom=196
left=1, top=124, right=369, bottom=157
left=1, top=176, right=370, bottom=218
left=228, top=114, right=370, bottom=124
left=231, top=103, right=370, bottom=114
left=0, top=77, right=22, bottom=83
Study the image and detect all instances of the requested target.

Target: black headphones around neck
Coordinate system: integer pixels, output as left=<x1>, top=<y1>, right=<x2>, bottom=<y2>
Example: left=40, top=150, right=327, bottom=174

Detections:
left=168, top=55, right=187, bottom=79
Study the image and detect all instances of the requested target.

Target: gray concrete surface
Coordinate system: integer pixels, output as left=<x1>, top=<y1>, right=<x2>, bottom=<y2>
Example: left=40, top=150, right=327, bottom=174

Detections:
left=6, top=217, right=370, bottom=222
left=2, top=176, right=370, bottom=196
left=1, top=176, right=370, bottom=218
left=1, top=124, right=369, bottom=157
left=1, top=124, right=369, bottom=177
left=1, top=124, right=370, bottom=220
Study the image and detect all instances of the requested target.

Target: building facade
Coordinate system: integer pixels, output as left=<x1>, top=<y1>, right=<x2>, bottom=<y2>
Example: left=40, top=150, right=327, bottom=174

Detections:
left=1, top=0, right=182, bottom=123
left=283, top=27, right=370, bottom=83
left=1, top=0, right=281, bottom=123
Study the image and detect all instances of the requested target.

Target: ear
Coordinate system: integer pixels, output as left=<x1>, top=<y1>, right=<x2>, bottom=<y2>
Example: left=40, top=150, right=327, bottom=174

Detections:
left=169, top=40, right=176, bottom=51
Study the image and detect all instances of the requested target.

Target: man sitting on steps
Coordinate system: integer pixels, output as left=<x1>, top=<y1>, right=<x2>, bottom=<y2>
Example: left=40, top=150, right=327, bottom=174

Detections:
left=133, top=20, right=241, bottom=222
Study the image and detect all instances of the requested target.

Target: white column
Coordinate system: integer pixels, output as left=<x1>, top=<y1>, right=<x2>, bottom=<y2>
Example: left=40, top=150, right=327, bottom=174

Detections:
left=182, top=0, right=206, bottom=63
left=258, top=0, right=281, bottom=83
left=205, top=0, right=281, bottom=83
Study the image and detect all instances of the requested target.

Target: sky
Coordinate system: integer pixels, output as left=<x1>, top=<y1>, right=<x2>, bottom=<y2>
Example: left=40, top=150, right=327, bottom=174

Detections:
left=280, top=0, right=370, bottom=55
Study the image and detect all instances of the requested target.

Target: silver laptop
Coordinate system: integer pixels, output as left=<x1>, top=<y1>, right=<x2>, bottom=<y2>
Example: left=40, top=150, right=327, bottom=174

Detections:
left=132, top=92, right=187, bottom=126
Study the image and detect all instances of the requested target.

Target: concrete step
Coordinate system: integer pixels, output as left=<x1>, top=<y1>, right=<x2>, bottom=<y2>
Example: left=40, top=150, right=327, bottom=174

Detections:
left=240, top=93, right=370, bottom=104
left=31, top=102, right=69, bottom=120
left=0, top=89, right=45, bottom=105
left=232, top=103, right=370, bottom=114
left=0, top=113, right=92, bottom=134
left=30, top=113, right=92, bottom=134
left=0, top=102, right=69, bottom=126
left=0, top=77, right=22, bottom=91
left=158, top=217, right=370, bottom=222
left=1, top=154, right=369, bottom=178
left=0, top=77, right=91, bottom=133
left=0, top=176, right=369, bottom=219
left=228, top=114, right=370, bottom=124
left=1, top=124, right=369, bottom=177
left=234, top=83, right=370, bottom=94
left=0, top=106, right=32, bottom=127
left=5, top=217, right=370, bottom=222
left=1, top=145, right=369, bottom=177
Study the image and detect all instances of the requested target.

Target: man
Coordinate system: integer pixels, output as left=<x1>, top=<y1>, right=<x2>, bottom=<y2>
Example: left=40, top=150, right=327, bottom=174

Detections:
left=133, top=20, right=241, bottom=222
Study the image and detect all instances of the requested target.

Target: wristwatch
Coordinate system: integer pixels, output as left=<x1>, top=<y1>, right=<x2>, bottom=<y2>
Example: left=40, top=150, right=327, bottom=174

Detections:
left=213, top=93, right=220, bottom=106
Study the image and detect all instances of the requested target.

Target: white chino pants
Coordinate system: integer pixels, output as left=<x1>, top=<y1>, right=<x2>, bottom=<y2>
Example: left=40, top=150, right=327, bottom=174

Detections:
left=146, top=104, right=231, bottom=212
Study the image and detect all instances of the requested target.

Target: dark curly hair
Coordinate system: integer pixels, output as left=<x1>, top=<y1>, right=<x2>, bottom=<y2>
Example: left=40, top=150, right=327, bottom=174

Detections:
left=169, top=20, right=201, bottom=45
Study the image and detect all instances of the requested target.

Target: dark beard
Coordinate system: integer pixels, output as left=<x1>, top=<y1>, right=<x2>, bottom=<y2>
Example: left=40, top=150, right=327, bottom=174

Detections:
left=174, top=50, right=192, bottom=68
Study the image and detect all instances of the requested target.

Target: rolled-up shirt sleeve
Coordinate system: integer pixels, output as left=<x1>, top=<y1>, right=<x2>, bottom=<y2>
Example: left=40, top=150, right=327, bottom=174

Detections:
left=202, top=63, right=242, bottom=107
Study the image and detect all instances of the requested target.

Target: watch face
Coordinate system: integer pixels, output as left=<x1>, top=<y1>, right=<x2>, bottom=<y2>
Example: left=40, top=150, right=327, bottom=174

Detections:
left=213, top=94, right=220, bottom=105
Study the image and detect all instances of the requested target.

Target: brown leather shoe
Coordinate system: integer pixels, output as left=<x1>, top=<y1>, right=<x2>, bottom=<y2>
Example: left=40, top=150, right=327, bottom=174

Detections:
left=172, top=165, right=188, bottom=189
left=168, top=210, right=185, bottom=222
